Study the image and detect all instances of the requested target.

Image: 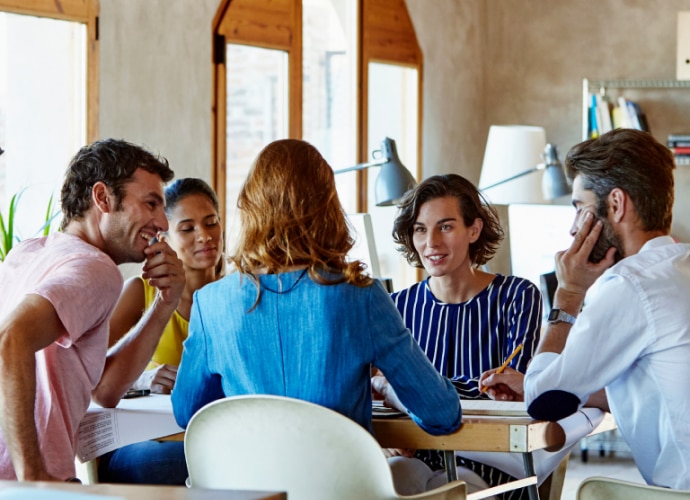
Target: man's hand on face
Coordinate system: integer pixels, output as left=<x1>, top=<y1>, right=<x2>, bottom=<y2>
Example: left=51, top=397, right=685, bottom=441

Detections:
left=141, top=239, right=185, bottom=306
left=556, top=211, right=616, bottom=298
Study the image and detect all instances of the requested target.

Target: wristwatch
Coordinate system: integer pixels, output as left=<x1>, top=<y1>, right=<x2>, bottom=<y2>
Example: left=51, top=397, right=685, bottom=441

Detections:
left=547, top=308, right=577, bottom=325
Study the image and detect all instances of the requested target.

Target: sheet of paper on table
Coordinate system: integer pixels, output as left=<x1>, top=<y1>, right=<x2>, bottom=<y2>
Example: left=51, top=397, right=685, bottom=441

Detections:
left=459, top=399, right=530, bottom=416
left=76, top=394, right=183, bottom=462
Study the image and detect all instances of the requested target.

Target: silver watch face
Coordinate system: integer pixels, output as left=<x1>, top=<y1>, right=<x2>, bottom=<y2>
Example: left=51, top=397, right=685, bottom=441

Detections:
left=548, top=309, right=561, bottom=322
left=548, top=309, right=574, bottom=324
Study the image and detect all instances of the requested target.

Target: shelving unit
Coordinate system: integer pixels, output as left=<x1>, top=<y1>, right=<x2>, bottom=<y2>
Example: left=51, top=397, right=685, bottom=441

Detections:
left=582, top=78, right=690, bottom=141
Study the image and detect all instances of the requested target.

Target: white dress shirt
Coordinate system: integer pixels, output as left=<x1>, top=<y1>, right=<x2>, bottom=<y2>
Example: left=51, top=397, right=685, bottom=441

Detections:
left=525, top=236, right=690, bottom=489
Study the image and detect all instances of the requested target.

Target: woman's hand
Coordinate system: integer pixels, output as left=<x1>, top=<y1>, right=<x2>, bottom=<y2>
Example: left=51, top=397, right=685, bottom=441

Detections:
left=479, top=367, right=524, bottom=401
left=382, top=448, right=416, bottom=458
left=371, top=374, right=407, bottom=413
left=132, top=364, right=178, bottom=394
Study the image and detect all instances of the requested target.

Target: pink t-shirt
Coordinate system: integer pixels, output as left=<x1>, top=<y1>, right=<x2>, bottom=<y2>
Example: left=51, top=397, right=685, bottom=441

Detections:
left=0, top=232, right=123, bottom=480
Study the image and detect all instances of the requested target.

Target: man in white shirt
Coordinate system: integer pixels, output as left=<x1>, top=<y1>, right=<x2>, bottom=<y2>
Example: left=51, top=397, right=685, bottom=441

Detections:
left=508, top=128, right=690, bottom=489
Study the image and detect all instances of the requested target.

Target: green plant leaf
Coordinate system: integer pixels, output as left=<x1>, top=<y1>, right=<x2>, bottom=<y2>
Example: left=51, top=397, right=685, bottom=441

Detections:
left=0, top=211, right=8, bottom=261
left=0, top=191, right=24, bottom=261
left=38, top=194, right=59, bottom=237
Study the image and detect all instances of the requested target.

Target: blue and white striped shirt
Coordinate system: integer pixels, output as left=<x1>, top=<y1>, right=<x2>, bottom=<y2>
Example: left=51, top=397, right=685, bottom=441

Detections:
left=391, top=274, right=542, bottom=398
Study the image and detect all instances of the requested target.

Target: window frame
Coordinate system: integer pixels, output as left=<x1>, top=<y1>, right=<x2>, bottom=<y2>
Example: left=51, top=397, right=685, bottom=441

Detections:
left=359, top=0, right=423, bottom=212
left=212, top=0, right=422, bottom=219
left=0, top=0, right=100, bottom=142
left=212, top=0, right=303, bottom=221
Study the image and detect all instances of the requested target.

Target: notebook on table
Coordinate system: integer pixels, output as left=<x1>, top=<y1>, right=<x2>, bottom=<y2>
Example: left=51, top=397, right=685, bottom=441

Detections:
left=372, top=399, right=406, bottom=418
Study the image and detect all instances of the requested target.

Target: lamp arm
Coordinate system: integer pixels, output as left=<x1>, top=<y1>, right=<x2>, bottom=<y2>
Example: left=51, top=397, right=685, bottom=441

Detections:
left=481, top=163, right=546, bottom=191
left=333, top=159, right=386, bottom=175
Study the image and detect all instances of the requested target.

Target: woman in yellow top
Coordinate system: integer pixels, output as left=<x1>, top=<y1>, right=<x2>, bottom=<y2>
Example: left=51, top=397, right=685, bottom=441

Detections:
left=98, top=177, right=223, bottom=484
left=108, top=177, right=223, bottom=392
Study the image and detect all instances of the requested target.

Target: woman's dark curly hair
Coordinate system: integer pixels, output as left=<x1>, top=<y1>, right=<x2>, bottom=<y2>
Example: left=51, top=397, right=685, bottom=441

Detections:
left=392, top=174, right=503, bottom=268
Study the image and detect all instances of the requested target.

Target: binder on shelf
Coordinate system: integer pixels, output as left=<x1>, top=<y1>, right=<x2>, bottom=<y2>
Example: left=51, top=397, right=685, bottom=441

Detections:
left=626, top=100, right=650, bottom=133
left=668, top=134, right=690, bottom=147
left=671, top=146, right=690, bottom=155
left=615, top=96, right=634, bottom=129
left=611, top=105, right=628, bottom=129
left=667, top=134, right=690, bottom=166
left=588, top=94, right=599, bottom=138
left=595, top=94, right=613, bottom=134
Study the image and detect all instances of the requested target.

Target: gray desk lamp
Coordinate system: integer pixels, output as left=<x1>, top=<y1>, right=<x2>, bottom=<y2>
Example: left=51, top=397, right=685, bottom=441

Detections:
left=482, top=143, right=571, bottom=200
left=334, top=137, right=416, bottom=206
left=479, top=125, right=571, bottom=203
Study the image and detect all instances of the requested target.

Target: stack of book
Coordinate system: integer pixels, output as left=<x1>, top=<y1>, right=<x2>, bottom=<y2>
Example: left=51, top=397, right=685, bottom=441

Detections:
left=587, top=93, right=650, bottom=139
left=668, top=134, right=690, bottom=166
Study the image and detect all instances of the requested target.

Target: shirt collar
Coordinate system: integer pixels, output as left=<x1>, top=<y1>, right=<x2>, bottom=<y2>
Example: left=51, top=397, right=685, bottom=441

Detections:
left=638, top=235, right=676, bottom=253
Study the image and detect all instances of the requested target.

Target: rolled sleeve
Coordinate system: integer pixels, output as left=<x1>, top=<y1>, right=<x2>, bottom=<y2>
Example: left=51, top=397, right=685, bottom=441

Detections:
left=524, top=352, right=582, bottom=421
left=525, top=274, right=650, bottom=421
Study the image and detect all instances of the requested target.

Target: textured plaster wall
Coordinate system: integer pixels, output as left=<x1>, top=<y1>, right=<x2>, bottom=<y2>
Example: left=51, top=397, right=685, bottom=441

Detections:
left=405, top=0, right=690, bottom=273
left=483, top=0, right=690, bottom=155
left=99, top=0, right=217, bottom=182
left=404, top=0, right=486, bottom=183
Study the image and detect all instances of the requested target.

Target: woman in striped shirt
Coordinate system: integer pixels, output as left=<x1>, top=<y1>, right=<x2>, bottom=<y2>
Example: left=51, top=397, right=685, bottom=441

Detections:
left=387, top=174, right=542, bottom=499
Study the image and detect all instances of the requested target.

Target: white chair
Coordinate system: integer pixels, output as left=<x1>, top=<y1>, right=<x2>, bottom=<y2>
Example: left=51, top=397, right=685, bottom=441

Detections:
left=184, top=395, right=466, bottom=500
left=577, top=476, right=690, bottom=499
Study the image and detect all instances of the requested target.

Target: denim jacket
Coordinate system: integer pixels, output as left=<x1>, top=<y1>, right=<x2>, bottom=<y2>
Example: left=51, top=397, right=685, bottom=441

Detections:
left=172, top=269, right=462, bottom=435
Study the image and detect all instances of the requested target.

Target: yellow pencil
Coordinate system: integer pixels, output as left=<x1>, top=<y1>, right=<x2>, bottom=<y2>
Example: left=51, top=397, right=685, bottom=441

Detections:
left=479, top=344, right=523, bottom=393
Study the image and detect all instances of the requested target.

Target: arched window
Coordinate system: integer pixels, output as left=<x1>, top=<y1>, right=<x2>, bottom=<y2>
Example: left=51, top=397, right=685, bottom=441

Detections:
left=213, top=0, right=422, bottom=289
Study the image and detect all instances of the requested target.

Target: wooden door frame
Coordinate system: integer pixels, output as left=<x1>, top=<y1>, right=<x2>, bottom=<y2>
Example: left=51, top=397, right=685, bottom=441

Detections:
left=212, top=0, right=302, bottom=225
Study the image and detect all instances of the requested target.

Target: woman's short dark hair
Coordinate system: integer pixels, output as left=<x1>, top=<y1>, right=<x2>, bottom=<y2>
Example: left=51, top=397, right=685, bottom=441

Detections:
left=565, top=129, right=675, bottom=233
left=60, top=138, right=173, bottom=230
left=392, top=173, right=504, bottom=268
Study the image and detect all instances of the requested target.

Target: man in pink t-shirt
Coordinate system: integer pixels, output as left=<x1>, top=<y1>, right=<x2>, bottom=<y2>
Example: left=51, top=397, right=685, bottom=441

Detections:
left=0, top=139, right=185, bottom=481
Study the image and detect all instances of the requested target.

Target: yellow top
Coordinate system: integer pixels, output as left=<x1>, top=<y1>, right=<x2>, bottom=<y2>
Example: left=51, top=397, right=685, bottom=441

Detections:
left=141, top=277, right=189, bottom=370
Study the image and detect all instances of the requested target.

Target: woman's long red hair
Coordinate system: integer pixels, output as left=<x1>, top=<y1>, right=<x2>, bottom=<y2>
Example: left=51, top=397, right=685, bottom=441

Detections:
left=229, top=139, right=373, bottom=304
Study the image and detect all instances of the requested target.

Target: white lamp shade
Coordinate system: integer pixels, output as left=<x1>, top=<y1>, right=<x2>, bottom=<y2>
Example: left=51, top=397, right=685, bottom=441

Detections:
left=478, top=125, right=547, bottom=205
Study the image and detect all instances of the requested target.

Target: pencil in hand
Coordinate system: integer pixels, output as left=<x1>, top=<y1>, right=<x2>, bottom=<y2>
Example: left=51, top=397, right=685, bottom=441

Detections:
left=479, top=344, right=523, bottom=394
